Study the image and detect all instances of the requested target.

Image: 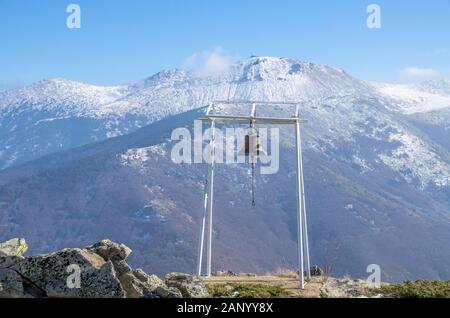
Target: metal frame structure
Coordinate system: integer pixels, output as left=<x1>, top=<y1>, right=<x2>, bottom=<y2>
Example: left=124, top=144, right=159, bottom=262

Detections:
left=196, top=101, right=311, bottom=289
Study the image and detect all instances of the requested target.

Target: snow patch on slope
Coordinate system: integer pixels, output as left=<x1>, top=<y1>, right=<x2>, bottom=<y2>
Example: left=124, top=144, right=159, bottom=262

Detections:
left=119, top=145, right=167, bottom=171
left=379, top=130, right=450, bottom=187
left=372, top=82, right=450, bottom=115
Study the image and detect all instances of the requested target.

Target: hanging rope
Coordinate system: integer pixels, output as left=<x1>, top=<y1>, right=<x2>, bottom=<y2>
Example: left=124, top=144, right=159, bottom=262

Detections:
left=249, top=119, right=256, bottom=207
left=251, top=161, right=256, bottom=207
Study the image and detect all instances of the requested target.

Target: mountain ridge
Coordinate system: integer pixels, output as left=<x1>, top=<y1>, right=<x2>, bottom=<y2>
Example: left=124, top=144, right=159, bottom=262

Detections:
left=1, top=56, right=449, bottom=170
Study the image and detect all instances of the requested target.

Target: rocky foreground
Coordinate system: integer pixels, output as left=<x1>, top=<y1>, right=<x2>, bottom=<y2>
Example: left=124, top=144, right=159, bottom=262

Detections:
left=2, top=239, right=449, bottom=298
left=0, top=238, right=372, bottom=298
left=0, top=238, right=208, bottom=298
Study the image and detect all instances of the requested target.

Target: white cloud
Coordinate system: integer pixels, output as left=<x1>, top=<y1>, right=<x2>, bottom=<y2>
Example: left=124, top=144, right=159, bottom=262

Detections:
left=182, top=47, right=234, bottom=77
left=400, top=67, right=439, bottom=79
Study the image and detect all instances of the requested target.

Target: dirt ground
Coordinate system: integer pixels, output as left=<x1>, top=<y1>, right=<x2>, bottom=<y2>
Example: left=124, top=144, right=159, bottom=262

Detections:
left=204, top=275, right=328, bottom=298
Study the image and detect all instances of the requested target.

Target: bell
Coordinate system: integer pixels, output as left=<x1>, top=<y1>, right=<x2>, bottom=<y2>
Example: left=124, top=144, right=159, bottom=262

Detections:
left=238, top=125, right=267, bottom=207
left=238, top=130, right=267, bottom=161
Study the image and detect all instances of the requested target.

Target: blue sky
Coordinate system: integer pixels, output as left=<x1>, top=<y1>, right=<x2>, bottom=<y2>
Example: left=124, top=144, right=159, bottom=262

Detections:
left=0, top=0, right=449, bottom=88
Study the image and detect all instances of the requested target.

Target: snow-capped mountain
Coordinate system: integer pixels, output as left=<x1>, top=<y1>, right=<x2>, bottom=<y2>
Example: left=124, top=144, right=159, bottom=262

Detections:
left=0, top=78, right=126, bottom=116
left=1, top=56, right=449, bottom=172
left=0, top=57, right=371, bottom=168
left=5, top=56, right=449, bottom=188
left=0, top=57, right=371, bottom=118
left=0, top=56, right=450, bottom=280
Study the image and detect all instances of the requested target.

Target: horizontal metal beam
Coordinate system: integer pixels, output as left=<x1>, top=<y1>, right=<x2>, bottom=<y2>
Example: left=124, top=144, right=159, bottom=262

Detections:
left=200, top=115, right=307, bottom=125
left=213, top=100, right=303, bottom=106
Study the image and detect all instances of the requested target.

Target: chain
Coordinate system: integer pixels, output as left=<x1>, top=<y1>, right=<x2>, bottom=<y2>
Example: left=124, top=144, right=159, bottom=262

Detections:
left=251, top=162, right=256, bottom=207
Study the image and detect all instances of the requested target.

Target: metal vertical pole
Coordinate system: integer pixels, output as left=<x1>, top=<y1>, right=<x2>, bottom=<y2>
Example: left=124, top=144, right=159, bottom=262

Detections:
left=197, top=103, right=215, bottom=276
left=197, top=163, right=211, bottom=276
left=295, top=120, right=305, bottom=290
left=298, top=126, right=311, bottom=279
left=206, top=120, right=216, bottom=277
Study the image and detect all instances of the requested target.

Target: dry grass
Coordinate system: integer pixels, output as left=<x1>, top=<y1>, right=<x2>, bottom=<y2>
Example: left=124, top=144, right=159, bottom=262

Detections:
left=267, top=268, right=299, bottom=278
left=204, top=274, right=450, bottom=298
left=204, top=275, right=327, bottom=298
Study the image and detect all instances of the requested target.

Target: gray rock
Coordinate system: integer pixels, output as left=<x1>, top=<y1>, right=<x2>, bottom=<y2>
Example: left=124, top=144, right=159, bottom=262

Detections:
left=0, top=238, right=28, bottom=257
left=0, top=268, right=24, bottom=298
left=132, top=268, right=156, bottom=282
left=85, top=239, right=132, bottom=262
left=0, top=255, right=24, bottom=269
left=117, top=271, right=147, bottom=298
left=118, top=268, right=182, bottom=298
left=7, top=248, right=124, bottom=298
left=310, top=265, right=324, bottom=277
left=213, top=270, right=236, bottom=276
left=0, top=266, right=46, bottom=298
left=112, top=259, right=133, bottom=276
left=165, top=272, right=208, bottom=298
left=320, top=277, right=372, bottom=298
left=154, top=286, right=183, bottom=298
left=0, top=239, right=194, bottom=298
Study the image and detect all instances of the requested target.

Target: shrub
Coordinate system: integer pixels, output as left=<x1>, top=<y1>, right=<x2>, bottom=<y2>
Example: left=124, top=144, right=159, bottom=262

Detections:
left=207, top=283, right=292, bottom=298
left=374, top=280, right=450, bottom=298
